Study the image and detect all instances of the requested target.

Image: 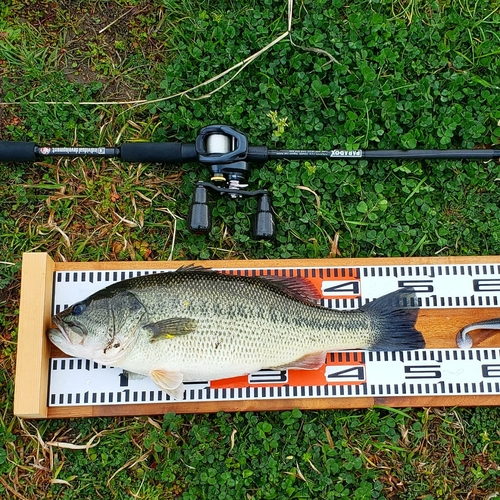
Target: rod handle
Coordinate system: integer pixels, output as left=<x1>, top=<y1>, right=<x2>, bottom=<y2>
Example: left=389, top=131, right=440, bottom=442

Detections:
left=120, top=142, right=197, bottom=163
left=0, top=141, right=37, bottom=162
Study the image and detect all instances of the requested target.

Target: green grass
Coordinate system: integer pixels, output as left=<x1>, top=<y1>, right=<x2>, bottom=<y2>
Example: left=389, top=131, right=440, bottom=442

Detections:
left=1, top=0, right=500, bottom=498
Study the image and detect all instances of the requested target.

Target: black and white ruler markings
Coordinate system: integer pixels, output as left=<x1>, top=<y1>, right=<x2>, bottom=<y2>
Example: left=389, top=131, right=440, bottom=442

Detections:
left=48, top=348, right=500, bottom=406
left=48, top=263, right=500, bottom=407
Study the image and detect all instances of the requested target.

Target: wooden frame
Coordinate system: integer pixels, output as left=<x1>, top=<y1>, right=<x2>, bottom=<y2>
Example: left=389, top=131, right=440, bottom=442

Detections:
left=14, top=252, right=500, bottom=419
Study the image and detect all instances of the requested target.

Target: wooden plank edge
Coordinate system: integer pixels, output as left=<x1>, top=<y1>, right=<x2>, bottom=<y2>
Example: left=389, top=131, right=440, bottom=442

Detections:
left=47, top=397, right=376, bottom=418
left=14, top=253, right=54, bottom=419
left=45, top=394, right=500, bottom=419
left=51, top=254, right=500, bottom=272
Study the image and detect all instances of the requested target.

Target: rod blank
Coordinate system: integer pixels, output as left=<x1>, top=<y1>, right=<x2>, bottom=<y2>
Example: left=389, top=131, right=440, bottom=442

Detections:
left=268, top=148, right=500, bottom=161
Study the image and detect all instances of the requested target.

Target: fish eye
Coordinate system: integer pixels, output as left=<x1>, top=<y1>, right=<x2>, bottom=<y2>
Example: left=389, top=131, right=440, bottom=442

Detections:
left=72, top=303, right=86, bottom=316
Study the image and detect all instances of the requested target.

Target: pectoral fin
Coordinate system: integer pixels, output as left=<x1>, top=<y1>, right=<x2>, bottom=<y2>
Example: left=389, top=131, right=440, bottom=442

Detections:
left=145, top=317, right=198, bottom=341
left=272, top=352, right=326, bottom=370
left=150, top=369, right=185, bottom=400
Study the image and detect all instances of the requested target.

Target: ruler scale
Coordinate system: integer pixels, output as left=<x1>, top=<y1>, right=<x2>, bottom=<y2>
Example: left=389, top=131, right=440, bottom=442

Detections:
left=48, top=348, right=500, bottom=407
left=47, top=261, right=500, bottom=410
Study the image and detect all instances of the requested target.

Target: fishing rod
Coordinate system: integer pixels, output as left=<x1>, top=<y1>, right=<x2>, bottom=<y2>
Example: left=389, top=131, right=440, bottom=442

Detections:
left=1, top=124, right=499, bottom=239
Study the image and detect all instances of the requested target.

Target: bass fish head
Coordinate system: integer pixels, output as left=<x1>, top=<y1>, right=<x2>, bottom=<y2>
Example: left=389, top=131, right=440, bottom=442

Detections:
left=48, top=290, right=146, bottom=364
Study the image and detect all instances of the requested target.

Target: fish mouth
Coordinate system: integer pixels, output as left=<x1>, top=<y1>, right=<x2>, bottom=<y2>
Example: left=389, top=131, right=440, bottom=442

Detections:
left=50, top=315, right=87, bottom=345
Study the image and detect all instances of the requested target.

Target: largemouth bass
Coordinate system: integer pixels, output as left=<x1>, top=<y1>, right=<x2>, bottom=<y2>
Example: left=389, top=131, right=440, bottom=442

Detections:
left=48, top=266, right=424, bottom=399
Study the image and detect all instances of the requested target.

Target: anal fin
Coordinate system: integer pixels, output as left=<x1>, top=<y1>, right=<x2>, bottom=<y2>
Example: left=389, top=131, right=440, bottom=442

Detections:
left=272, top=351, right=326, bottom=370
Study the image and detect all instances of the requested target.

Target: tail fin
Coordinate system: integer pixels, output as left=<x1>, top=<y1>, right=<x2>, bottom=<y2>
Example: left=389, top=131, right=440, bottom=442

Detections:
left=361, top=288, right=425, bottom=351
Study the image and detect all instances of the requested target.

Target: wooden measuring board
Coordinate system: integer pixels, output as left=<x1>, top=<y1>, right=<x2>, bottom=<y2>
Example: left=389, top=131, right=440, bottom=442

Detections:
left=14, top=253, right=500, bottom=419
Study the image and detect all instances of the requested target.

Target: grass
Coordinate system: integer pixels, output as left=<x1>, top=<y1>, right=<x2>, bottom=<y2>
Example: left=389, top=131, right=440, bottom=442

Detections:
left=1, top=0, right=500, bottom=498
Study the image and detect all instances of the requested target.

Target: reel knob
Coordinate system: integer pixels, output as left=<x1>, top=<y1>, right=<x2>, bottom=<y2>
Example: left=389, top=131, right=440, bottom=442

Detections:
left=188, top=184, right=212, bottom=234
left=253, top=193, right=275, bottom=240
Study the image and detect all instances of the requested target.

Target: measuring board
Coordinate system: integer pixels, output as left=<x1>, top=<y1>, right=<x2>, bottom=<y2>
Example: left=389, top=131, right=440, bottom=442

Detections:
left=13, top=253, right=500, bottom=418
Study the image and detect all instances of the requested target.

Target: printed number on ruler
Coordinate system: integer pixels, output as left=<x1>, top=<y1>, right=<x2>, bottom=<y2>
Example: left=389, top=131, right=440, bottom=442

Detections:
left=353, top=263, right=500, bottom=309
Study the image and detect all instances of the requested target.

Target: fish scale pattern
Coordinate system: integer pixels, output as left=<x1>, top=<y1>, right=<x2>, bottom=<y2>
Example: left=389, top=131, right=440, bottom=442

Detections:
left=94, top=271, right=402, bottom=379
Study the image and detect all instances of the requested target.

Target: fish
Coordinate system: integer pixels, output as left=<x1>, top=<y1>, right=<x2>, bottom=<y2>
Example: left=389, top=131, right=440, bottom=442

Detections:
left=48, top=265, right=424, bottom=399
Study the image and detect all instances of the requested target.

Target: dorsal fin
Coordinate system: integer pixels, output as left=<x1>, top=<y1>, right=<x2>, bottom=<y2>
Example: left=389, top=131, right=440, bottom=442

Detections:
left=175, top=264, right=214, bottom=273
left=258, top=274, right=322, bottom=305
left=175, top=265, right=321, bottom=305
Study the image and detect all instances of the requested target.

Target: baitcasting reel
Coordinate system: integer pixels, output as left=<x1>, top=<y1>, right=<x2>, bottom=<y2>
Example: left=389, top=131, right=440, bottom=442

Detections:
left=188, top=125, right=275, bottom=239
